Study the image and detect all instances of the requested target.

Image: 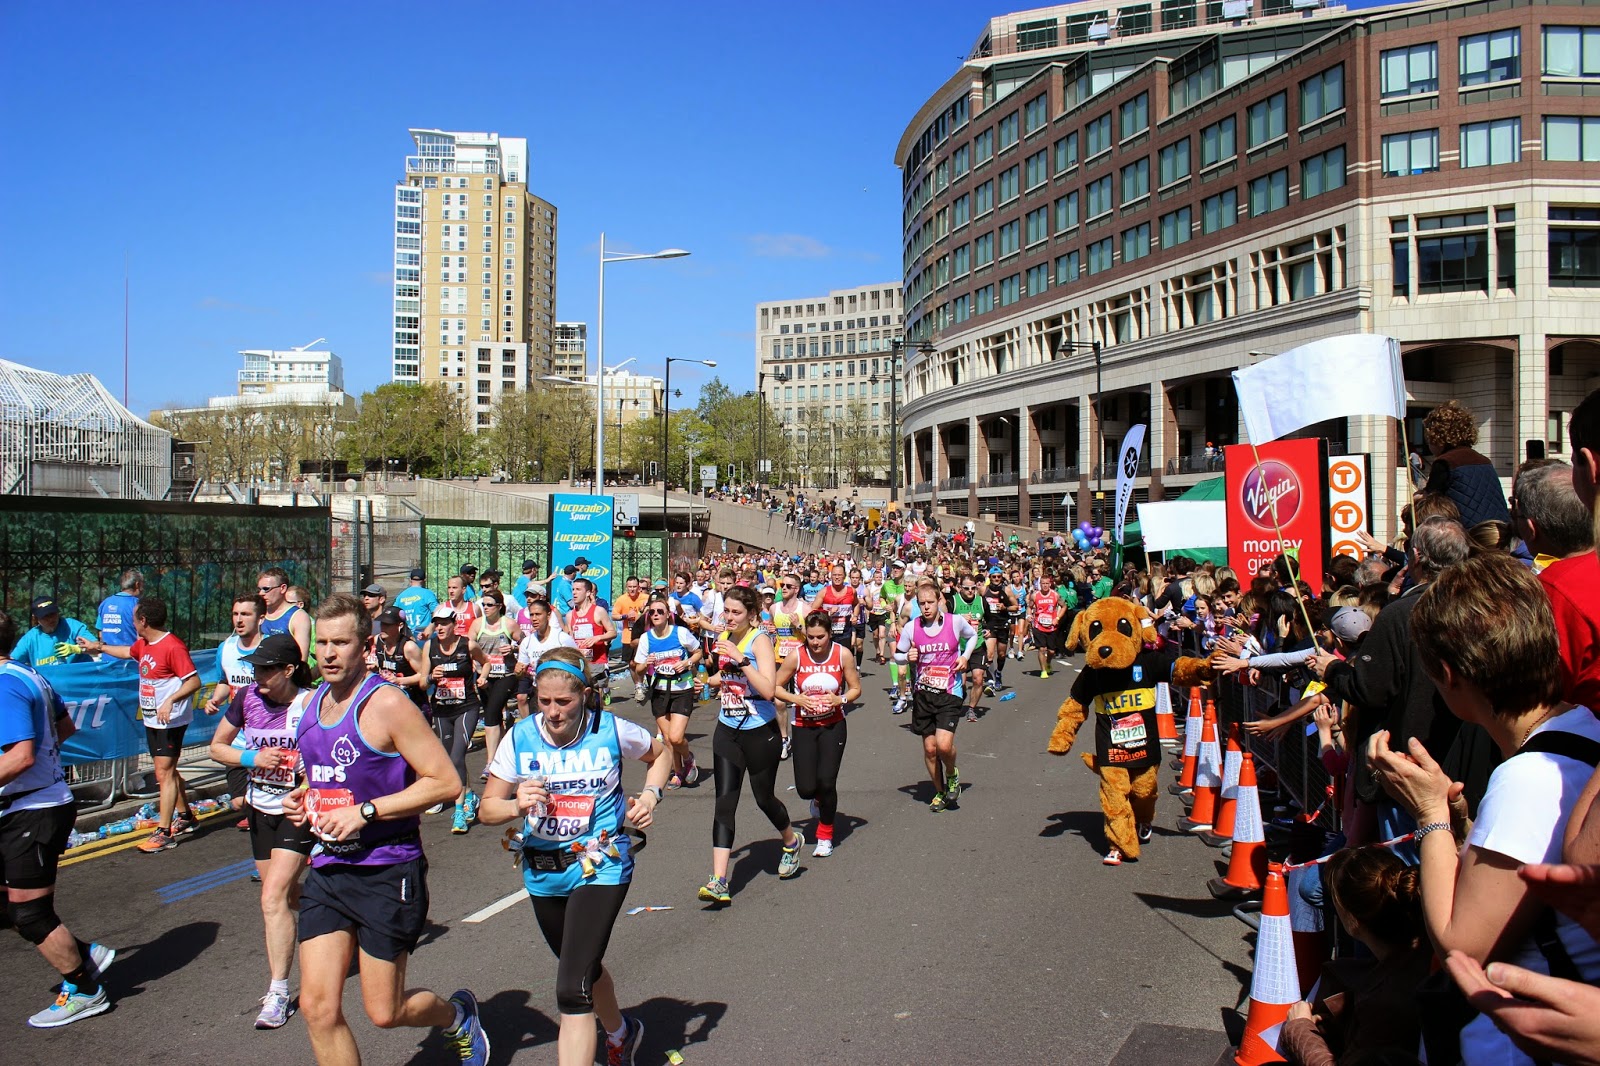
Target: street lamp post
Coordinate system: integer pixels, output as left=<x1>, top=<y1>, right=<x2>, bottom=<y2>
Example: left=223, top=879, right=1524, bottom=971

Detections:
left=881, top=339, right=934, bottom=504
left=596, top=234, right=689, bottom=490
left=662, top=357, right=716, bottom=532
left=1055, top=336, right=1106, bottom=529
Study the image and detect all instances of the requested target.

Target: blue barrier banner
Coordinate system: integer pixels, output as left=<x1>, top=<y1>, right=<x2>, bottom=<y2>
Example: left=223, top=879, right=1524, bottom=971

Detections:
left=44, top=651, right=224, bottom=765
left=551, top=494, right=614, bottom=606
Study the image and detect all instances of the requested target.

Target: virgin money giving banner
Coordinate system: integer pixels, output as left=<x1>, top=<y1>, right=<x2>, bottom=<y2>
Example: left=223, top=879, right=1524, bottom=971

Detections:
left=1224, top=439, right=1330, bottom=595
left=551, top=493, right=615, bottom=605
left=42, top=651, right=224, bottom=766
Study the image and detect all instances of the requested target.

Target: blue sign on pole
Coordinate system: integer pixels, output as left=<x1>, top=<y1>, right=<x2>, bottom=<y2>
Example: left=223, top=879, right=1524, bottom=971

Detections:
left=550, top=493, right=615, bottom=606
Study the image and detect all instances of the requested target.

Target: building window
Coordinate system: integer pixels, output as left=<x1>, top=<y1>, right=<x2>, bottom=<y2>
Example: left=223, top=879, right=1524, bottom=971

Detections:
left=1460, top=118, right=1521, bottom=168
left=1017, top=17, right=1059, bottom=51
left=1025, top=149, right=1050, bottom=189
left=1056, top=191, right=1080, bottom=232
left=1056, top=251, right=1080, bottom=285
left=1025, top=92, right=1050, bottom=135
left=975, top=284, right=996, bottom=314
left=975, top=231, right=995, bottom=267
left=1087, top=237, right=1115, bottom=274
left=975, top=180, right=994, bottom=215
left=1543, top=26, right=1600, bottom=78
left=1162, top=0, right=1197, bottom=29
left=1087, top=112, right=1113, bottom=157
left=1460, top=29, right=1520, bottom=87
left=1120, top=158, right=1150, bottom=203
left=1202, top=188, right=1237, bottom=233
left=1248, top=169, right=1288, bottom=216
left=1087, top=175, right=1114, bottom=219
left=1550, top=206, right=1600, bottom=287
left=953, top=244, right=971, bottom=277
left=1055, top=132, right=1079, bottom=172
left=1026, top=206, right=1050, bottom=245
left=999, top=219, right=1021, bottom=257
left=1544, top=116, right=1600, bottom=161
left=999, top=111, right=1020, bottom=150
left=1119, top=92, right=1150, bottom=140
left=1380, top=43, right=1438, bottom=97
left=1247, top=93, right=1287, bottom=148
left=1301, top=146, right=1346, bottom=199
left=999, top=165, right=1020, bottom=203
left=1026, top=262, right=1051, bottom=296
left=1122, top=223, right=1151, bottom=262
left=953, top=143, right=970, bottom=178
left=953, top=193, right=971, bottom=228
left=1300, top=65, right=1344, bottom=125
left=1200, top=116, right=1236, bottom=167
left=1159, top=138, right=1191, bottom=186
left=1160, top=206, right=1192, bottom=247
left=1000, top=274, right=1022, bottom=306
left=1381, top=129, right=1441, bottom=175
left=975, top=128, right=995, bottom=164
left=1410, top=211, right=1491, bottom=294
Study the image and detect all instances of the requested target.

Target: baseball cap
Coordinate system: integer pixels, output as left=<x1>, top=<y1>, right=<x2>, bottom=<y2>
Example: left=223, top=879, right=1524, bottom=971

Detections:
left=459, top=564, right=478, bottom=575
left=759, top=586, right=776, bottom=596
left=30, top=596, right=60, bottom=618
left=377, top=606, right=404, bottom=626
left=574, top=557, right=590, bottom=567
left=1329, top=607, right=1372, bottom=642
left=432, top=607, right=458, bottom=623
left=409, top=568, right=426, bottom=581
left=241, top=633, right=303, bottom=668
left=562, top=565, right=577, bottom=576
left=362, top=583, right=386, bottom=597
left=521, top=559, right=537, bottom=572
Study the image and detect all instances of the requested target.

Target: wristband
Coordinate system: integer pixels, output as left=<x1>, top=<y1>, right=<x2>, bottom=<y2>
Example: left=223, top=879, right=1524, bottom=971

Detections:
left=1414, top=820, right=1451, bottom=842
left=240, top=748, right=258, bottom=768
left=642, top=786, right=663, bottom=802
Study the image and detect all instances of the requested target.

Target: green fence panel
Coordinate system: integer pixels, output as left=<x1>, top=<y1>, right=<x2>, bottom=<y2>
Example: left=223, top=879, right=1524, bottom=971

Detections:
left=491, top=526, right=550, bottom=577
left=421, top=520, right=492, bottom=591
left=612, top=531, right=667, bottom=585
left=0, top=496, right=330, bottom=651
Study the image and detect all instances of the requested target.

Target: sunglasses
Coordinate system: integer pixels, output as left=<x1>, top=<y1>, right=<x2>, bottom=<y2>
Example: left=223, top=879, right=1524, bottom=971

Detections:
left=258, top=584, right=282, bottom=593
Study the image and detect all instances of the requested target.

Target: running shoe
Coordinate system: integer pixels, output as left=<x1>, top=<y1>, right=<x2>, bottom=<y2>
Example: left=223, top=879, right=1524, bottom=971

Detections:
left=171, top=811, right=199, bottom=836
left=778, top=830, right=805, bottom=879
left=137, top=829, right=177, bottom=853
left=446, top=989, right=490, bottom=1066
left=1040, top=669, right=1051, bottom=679
left=1102, top=848, right=1124, bottom=866
left=606, top=1015, right=645, bottom=1066
left=425, top=802, right=446, bottom=815
left=666, top=771, right=683, bottom=790
left=813, top=838, right=834, bottom=858
left=929, top=793, right=948, bottom=813
left=697, top=876, right=732, bottom=904
left=945, top=767, right=962, bottom=804
left=1137, top=823, right=1153, bottom=844
left=235, top=816, right=250, bottom=831
left=965, top=708, right=978, bottom=723
left=28, top=983, right=109, bottom=1028
left=984, top=680, right=997, bottom=696
left=780, top=735, right=792, bottom=761
left=633, top=685, right=647, bottom=705
left=254, top=990, right=294, bottom=1030
left=450, top=804, right=470, bottom=835
left=682, top=761, right=700, bottom=788
left=464, top=790, right=480, bottom=822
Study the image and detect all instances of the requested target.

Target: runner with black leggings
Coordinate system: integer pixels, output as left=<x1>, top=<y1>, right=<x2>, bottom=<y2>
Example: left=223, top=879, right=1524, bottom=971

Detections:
left=470, top=592, right=521, bottom=784
left=697, top=585, right=803, bottom=905
left=425, top=607, right=487, bottom=835
left=774, top=611, right=860, bottom=858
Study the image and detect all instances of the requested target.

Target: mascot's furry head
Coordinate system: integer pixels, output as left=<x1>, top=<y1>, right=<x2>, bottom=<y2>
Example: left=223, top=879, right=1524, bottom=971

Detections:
left=1066, top=597, right=1155, bottom=670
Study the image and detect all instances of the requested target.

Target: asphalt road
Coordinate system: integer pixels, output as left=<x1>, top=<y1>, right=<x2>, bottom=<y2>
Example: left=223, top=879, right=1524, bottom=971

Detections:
left=5, top=655, right=1255, bottom=1065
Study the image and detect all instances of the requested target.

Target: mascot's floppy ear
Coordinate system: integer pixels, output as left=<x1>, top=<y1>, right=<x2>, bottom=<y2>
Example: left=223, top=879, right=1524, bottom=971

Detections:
left=1065, top=609, right=1090, bottom=653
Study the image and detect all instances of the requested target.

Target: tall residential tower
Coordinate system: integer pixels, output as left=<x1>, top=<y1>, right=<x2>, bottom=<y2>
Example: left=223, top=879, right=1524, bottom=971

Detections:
left=391, top=129, right=558, bottom=429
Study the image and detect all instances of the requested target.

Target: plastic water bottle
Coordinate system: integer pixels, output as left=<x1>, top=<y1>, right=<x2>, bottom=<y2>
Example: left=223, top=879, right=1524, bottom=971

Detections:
left=138, top=802, right=158, bottom=821
left=998, top=691, right=1018, bottom=702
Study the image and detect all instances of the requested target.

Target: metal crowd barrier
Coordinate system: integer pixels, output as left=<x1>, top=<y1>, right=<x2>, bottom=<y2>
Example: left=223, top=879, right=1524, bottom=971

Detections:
left=1212, top=668, right=1337, bottom=835
left=67, top=742, right=230, bottom=819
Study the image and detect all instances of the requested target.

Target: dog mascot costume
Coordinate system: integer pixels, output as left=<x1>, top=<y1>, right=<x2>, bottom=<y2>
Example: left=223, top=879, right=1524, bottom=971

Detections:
left=1047, top=598, right=1213, bottom=865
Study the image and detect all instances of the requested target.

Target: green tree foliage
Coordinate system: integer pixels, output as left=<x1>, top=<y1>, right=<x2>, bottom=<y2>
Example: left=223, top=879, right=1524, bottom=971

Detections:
left=480, top=386, right=594, bottom=482
left=339, top=382, right=473, bottom=477
left=153, top=402, right=350, bottom=483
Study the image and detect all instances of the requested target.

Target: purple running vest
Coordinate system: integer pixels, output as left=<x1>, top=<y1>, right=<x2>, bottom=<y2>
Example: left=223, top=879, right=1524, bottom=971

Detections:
left=297, top=673, right=422, bottom=868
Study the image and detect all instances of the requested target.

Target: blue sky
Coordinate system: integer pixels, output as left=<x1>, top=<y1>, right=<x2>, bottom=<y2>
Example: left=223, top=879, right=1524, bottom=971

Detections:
left=0, top=1, right=983, bottom=415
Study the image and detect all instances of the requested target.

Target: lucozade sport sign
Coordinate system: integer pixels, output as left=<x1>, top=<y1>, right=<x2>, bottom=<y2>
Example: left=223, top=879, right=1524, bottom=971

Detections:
left=1224, top=439, right=1329, bottom=596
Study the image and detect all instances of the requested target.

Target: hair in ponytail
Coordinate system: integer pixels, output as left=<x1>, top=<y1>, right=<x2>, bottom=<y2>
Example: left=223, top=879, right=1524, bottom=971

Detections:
left=1325, top=845, right=1423, bottom=948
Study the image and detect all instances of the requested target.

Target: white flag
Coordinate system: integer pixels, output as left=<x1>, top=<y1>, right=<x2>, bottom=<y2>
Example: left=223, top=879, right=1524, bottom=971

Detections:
left=1232, top=335, right=1404, bottom=444
left=1114, top=425, right=1146, bottom=546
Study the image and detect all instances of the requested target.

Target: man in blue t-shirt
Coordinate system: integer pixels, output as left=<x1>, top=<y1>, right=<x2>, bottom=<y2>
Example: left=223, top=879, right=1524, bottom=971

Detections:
left=11, top=598, right=95, bottom=669
left=391, top=569, right=440, bottom=638
left=511, top=559, right=539, bottom=606
left=95, top=570, right=142, bottom=647
left=547, top=565, right=576, bottom=618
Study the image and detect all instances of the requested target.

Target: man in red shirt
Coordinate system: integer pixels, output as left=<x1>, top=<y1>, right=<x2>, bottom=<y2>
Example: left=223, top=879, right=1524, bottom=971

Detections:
left=1545, top=395, right=1600, bottom=708
left=81, top=597, right=201, bottom=852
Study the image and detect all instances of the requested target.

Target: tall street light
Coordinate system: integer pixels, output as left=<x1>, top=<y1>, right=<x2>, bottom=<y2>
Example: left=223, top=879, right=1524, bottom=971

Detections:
left=541, top=357, right=636, bottom=492
left=596, top=234, right=689, bottom=490
left=880, top=339, right=934, bottom=505
left=1056, top=336, right=1106, bottom=529
left=662, top=357, right=716, bottom=531
left=758, top=369, right=789, bottom=491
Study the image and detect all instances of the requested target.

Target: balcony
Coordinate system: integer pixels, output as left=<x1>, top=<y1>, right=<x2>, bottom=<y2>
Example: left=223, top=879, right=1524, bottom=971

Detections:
left=1093, top=460, right=1152, bottom=479
left=938, top=476, right=970, bottom=491
left=979, top=471, right=1019, bottom=488
left=1165, top=453, right=1225, bottom=475
left=1032, top=465, right=1080, bottom=484
left=913, top=480, right=934, bottom=495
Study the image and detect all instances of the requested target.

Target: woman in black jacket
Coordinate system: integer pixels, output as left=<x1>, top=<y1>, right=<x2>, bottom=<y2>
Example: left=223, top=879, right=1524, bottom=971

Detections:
left=1421, top=400, right=1509, bottom=527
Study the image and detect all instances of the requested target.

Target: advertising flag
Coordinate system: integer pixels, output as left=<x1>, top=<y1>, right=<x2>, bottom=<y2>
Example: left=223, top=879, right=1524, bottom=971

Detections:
left=1232, top=335, right=1404, bottom=444
left=1114, top=425, right=1147, bottom=546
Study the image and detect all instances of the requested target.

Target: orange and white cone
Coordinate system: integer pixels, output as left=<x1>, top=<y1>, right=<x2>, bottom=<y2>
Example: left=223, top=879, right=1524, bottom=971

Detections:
left=1180, top=711, right=1222, bottom=832
left=1169, top=690, right=1206, bottom=795
left=1155, top=682, right=1179, bottom=747
left=1287, top=863, right=1326, bottom=998
left=1200, top=724, right=1244, bottom=848
left=1209, top=753, right=1267, bottom=897
left=1235, top=862, right=1300, bottom=1066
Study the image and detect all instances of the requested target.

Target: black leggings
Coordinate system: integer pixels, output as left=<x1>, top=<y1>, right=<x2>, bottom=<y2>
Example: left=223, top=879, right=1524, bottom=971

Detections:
left=479, top=675, right=519, bottom=729
left=432, top=706, right=480, bottom=790
left=790, top=718, right=847, bottom=827
left=711, top=720, right=790, bottom=849
left=529, top=882, right=630, bottom=1015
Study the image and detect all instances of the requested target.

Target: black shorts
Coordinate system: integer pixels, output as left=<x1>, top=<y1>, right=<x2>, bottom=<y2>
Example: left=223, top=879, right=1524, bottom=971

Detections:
left=478, top=674, right=519, bottom=728
left=145, top=724, right=188, bottom=759
left=248, top=806, right=316, bottom=862
left=966, top=643, right=988, bottom=672
left=650, top=688, right=695, bottom=719
left=869, top=612, right=890, bottom=630
left=1032, top=626, right=1063, bottom=653
left=983, top=623, right=1011, bottom=643
left=227, top=765, right=249, bottom=799
left=299, top=856, right=429, bottom=963
left=911, top=690, right=964, bottom=737
left=0, top=802, right=76, bottom=890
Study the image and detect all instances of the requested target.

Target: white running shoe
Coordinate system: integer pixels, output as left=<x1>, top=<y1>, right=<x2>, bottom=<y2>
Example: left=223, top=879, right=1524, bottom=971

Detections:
left=813, top=838, right=834, bottom=858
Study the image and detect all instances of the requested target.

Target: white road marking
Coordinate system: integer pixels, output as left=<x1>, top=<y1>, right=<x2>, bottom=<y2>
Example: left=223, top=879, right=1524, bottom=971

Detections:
left=461, top=888, right=527, bottom=924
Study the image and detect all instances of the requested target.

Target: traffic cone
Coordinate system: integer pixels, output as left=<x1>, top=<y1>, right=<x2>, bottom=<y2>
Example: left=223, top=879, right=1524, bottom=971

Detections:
left=1155, top=682, right=1179, bottom=747
left=1235, top=862, right=1300, bottom=1066
left=1200, top=725, right=1244, bottom=848
left=1169, top=690, right=1206, bottom=795
left=1180, top=711, right=1222, bottom=832
left=1209, top=753, right=1267, bottom=897
left=1287, top=863, right=1326, bottom=998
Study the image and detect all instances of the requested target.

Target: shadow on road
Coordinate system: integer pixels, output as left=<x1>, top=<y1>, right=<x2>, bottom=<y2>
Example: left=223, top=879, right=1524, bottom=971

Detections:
left=109, top=920, right=221, bottom=999
left=1039, top=809, right=1105, bottom=855
left=633, top=994, right=729, bottom=1058
left=896, top=781, right=978, bottom=805
left=403, top=988, right=559, bottom=1066
left=726, top=839, right=785, bottom=894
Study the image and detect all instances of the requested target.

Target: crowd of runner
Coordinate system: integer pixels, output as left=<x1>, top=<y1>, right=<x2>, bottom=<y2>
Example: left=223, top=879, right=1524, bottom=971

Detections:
left=3, top=392, right=1600, bottom=1065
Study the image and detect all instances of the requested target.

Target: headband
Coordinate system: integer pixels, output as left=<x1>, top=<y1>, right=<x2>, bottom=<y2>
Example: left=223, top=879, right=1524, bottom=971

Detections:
left=535, top=660, right=589, bottom=686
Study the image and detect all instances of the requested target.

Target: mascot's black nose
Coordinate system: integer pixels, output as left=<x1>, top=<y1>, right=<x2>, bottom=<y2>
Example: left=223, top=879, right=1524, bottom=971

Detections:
left=1097, top=645, right=1113, bottom=659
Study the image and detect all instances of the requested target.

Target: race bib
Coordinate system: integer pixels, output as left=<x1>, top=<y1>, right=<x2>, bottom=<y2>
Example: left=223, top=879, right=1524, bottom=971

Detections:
left=720, top=679, right=751, bottom=717
left=574, top=622, right=595, bottom=641
left=798, top=694, right=836, bottom=720
left=438, top=676, right=466, bottom=702
left=307, top=788, right=354, bottom=841
left=139, top=679, right=158, bottom=711
left=487, top=653, right=508, bottom=678
left=1109, top=712, right=1148, bottom=749
left=527, top=793, right=596, bottom=843
left=918, top=664, right=952, bottom=693
left=249, top=749, right=300, bottom=792
left=778, top=637, right=800, bottom=660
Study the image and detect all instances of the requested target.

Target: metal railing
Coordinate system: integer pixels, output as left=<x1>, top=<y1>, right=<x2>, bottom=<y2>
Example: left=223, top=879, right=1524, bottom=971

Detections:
left=912, top=480, right=934, bottom=495
left=1031, top=465, right=1080, bottom=484
left=938, top=476, right=970, bottom=491
left=1211, top=668, right=1336, bottom=833
left=979, top=471, right=1019, bottom=488
left=1165, top=453, right=1225, bottom=475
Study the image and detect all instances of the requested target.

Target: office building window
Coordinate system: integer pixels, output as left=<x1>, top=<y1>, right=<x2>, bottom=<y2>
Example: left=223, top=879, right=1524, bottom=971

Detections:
left=1201, top=116, right=1236, bottom=167
left=975, top=180, right=994, bottom=215
left=1159, top=138, right=1191, bottom=185
left=1087, top=237, right=1115, bottom=274
left=1025, top=92, right=1050, bottom=135
left=1055, top=132, right=1079, bottom=172
left=1122, top=223, right=1151, bottom=262
left=1543, top=116, right=1600, bottom=161
left=975, top=231, right=995, bottom=267
left=1087, top=175, right=1114, bottom=218
left=1026, top=206, right=1050, bottom=245
left=1380, top=43, right=1438, bottom=97
left=1301, top=146, right=1346, bottom=199
left=1121, top=157, right=1150, bottom=203
left=1202, top=188, right=1237, bottom=233
left=1460, top=29, right=1520, bottom=86
left=1026, top=149, right=1050, bottom=189
left=1119, top=92, right=1150, bottom=140
left=975, top=284, right=996, bottom=314
left=1248, top=169, right=1288, bottom=216
left=999, top=219, right=1021, bottom=257
left=1247, top=93, right=1287, bottom=148
left=1087, top=112, right=1113, bottom=156
left=1056, top=251, right=1080, bottom=285
left=1460, top=118, right=1520, bottom=167
left=1027, top=262, right=1051, bottom=295
left=1300, top=65, right=1344, bottom=124
left=1160, top=207, right=1192, bottom=247
left=999, top=111, right=1020, bottom=150
left=975, top=128, right=995, bottom=164
left=1381, top=129, right=1440, bottom=175
left=1056, top=190, right=1080, bottom=231
left=1000, top=273, right=1022, bottom=306
left=1550, top=210, right=1600, bottom=287
left=999, top=165, right=1020, bottom=203
left=1543, top=26, right=1600, bottom=78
